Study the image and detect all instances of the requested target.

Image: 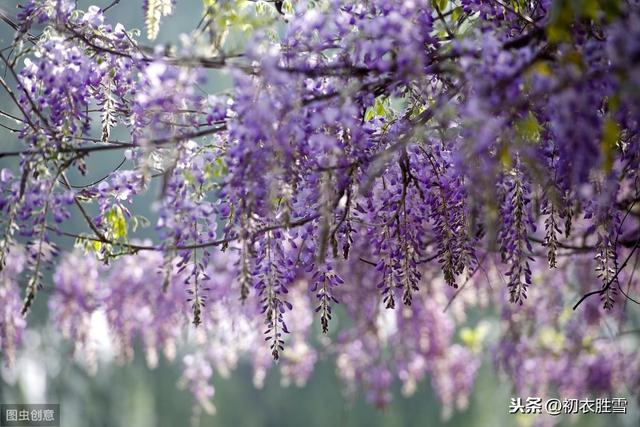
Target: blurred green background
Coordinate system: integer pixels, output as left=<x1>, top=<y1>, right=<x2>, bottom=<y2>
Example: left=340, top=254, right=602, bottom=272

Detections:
left=0, top=1, right=637, bottom=426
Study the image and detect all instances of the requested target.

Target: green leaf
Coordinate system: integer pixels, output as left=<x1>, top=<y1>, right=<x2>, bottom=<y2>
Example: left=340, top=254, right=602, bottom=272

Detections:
left=582, top=0, right=600, bottom=19
left=131, top=215, right=150, bottom=232
left=499, top=145, right=512, bottom=169
left=451, top=6, right=463, bottom=22
left=283, top=0, right=295, bottom=14
left=105, top=206, right=128, bottom=240
left=364, top=96, right=394, bottom=122
left=602, top=118, right=619, bottom=172
left=546, top=0, right=574, bottom=43
left=460, top=322, right=489, bottom=354
left=547, top=0, right=623, bottom=43
left=538, top=326, right=565, bottom=353
left=515, top=112, right=543, bottom=143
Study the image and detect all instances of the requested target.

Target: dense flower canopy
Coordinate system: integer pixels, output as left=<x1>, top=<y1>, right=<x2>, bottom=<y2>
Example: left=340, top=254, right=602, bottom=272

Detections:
left=0, top=0, right=639, bottom=424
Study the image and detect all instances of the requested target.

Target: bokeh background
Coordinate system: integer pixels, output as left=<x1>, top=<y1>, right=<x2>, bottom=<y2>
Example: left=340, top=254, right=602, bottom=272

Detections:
left=0, top=1, right=637, bottom=426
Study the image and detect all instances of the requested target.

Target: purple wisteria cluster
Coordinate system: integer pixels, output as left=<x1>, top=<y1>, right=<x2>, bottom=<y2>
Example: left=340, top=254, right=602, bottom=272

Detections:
left=0, top=0, right=639, bottom=423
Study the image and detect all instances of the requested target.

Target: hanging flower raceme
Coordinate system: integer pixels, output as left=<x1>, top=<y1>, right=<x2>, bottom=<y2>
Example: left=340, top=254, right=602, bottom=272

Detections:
left=499, top=166, right=535, bottom=304
left=0, top=247, right=27, bottom=367
left=0, top=0, right=639, bottom=423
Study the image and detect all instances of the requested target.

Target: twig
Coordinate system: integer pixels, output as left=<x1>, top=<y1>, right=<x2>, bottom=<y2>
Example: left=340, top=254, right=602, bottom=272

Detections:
left=573, top=238, right=640, bottom=310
